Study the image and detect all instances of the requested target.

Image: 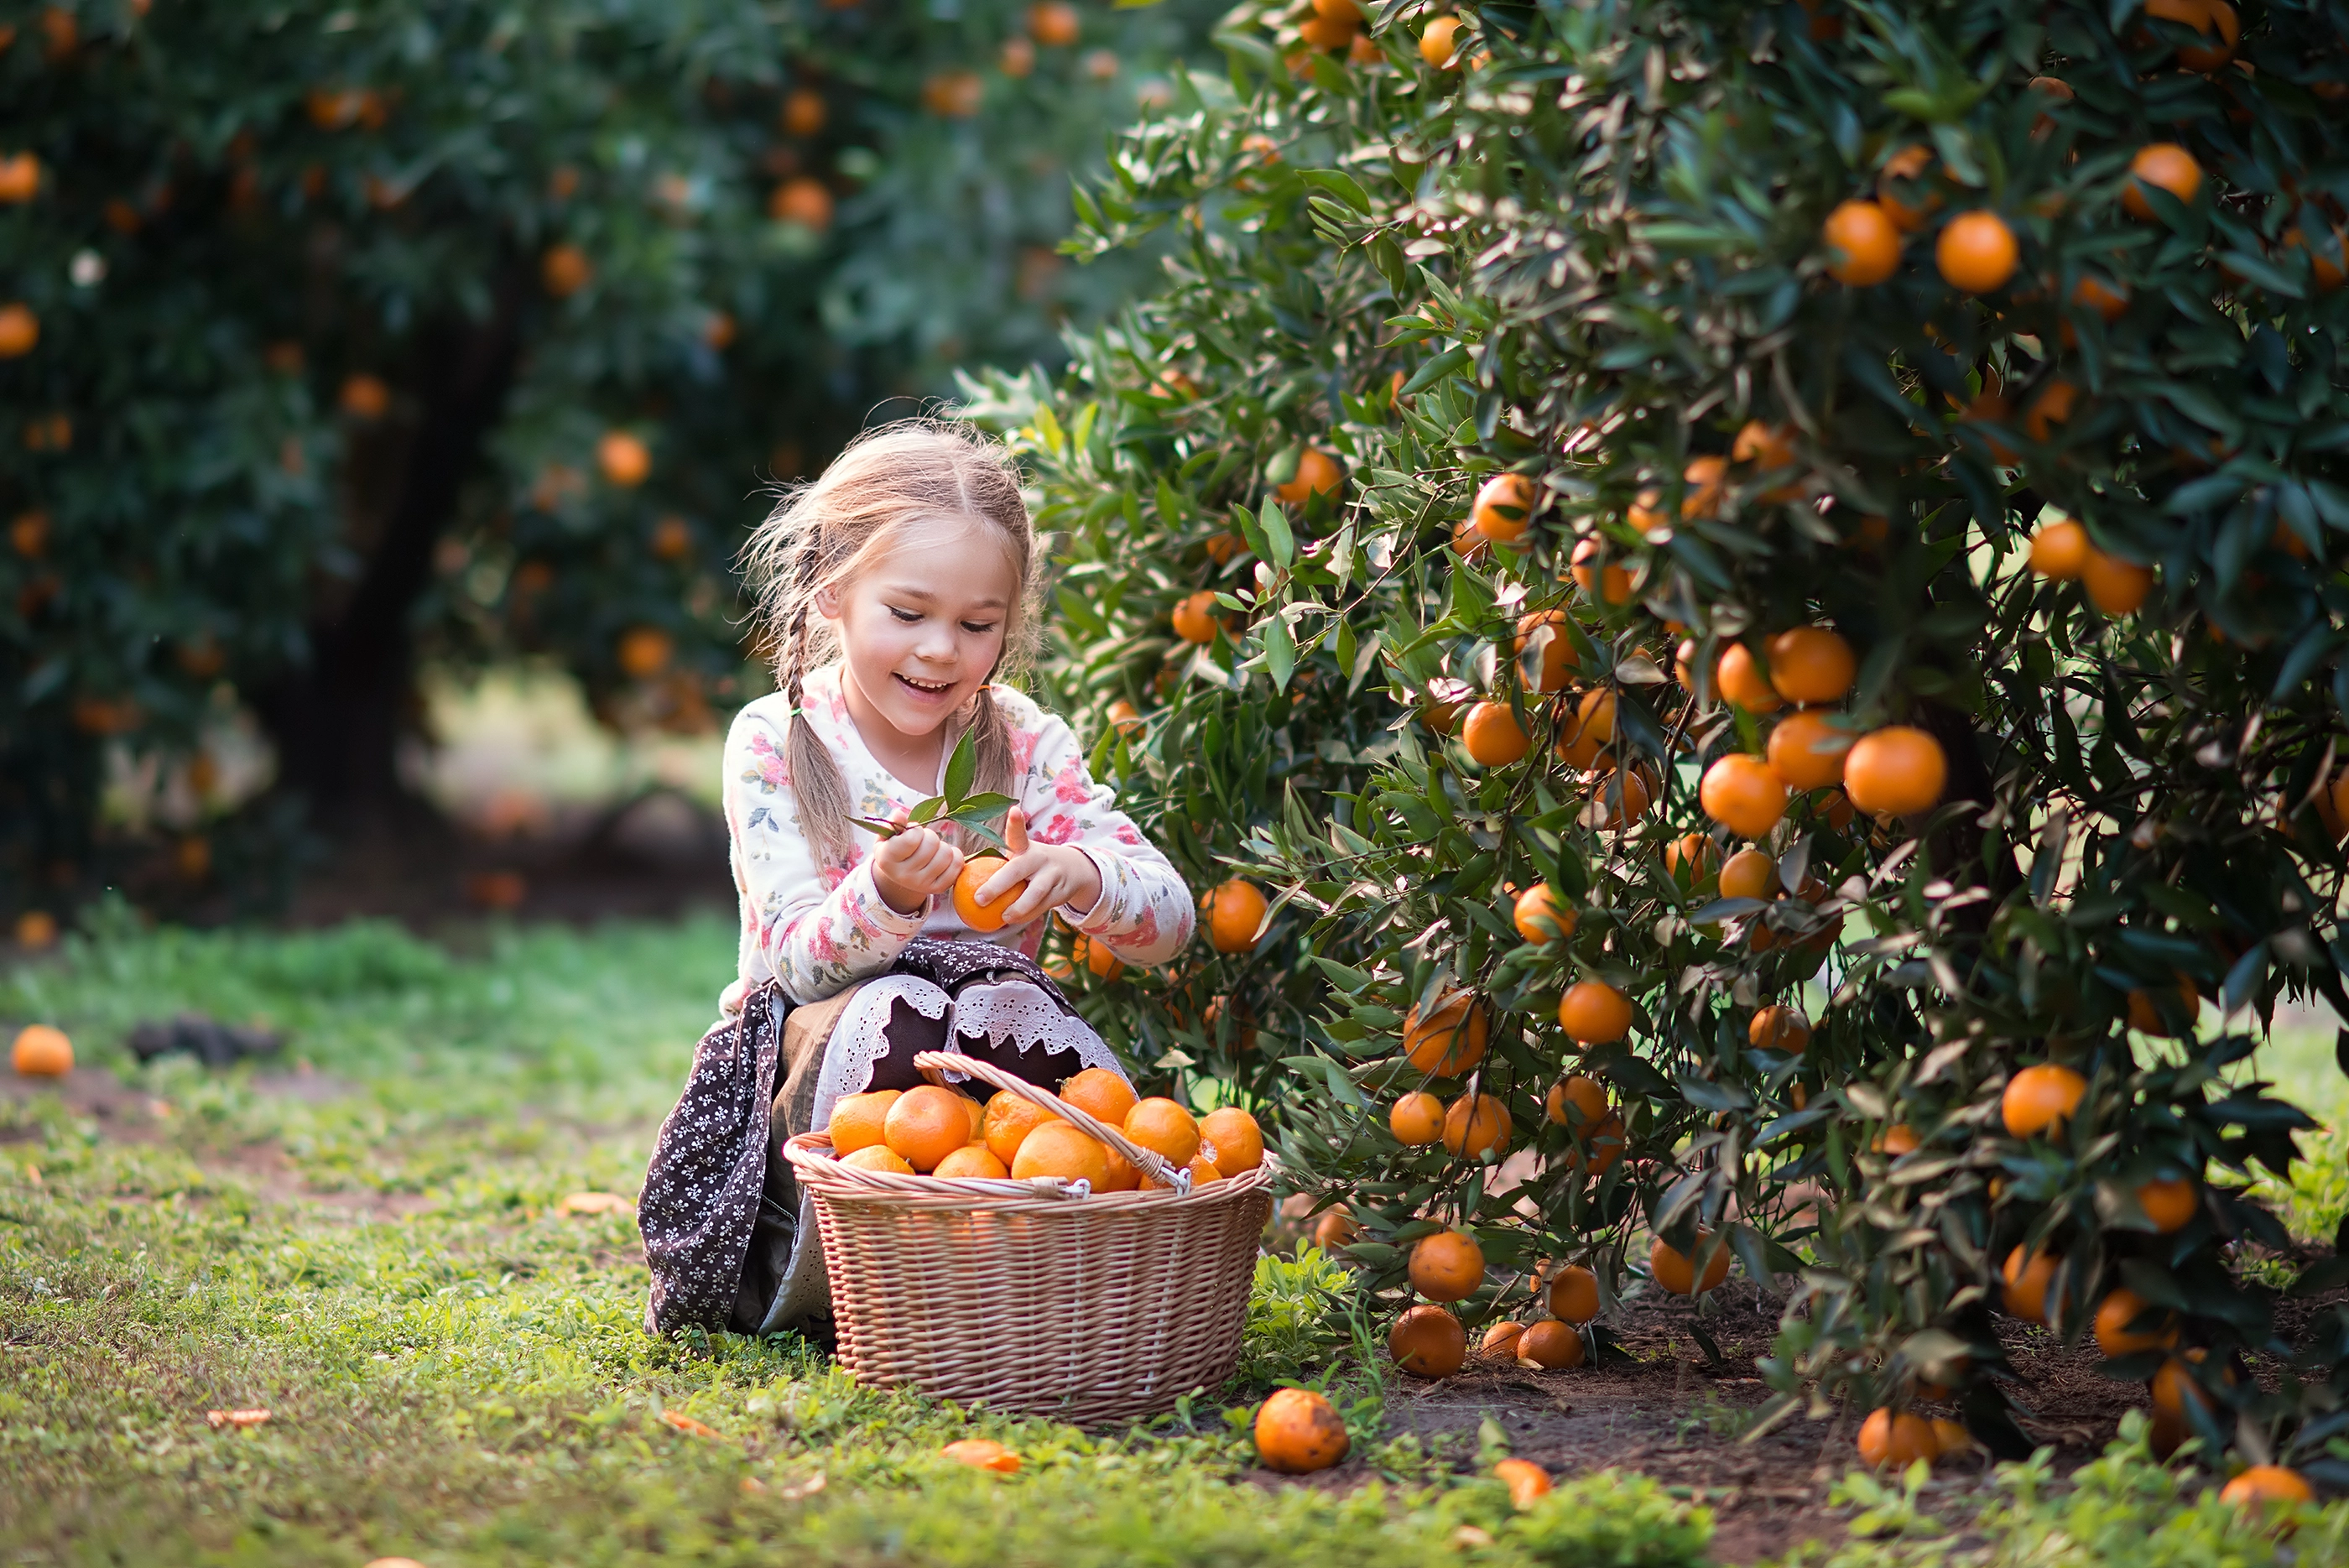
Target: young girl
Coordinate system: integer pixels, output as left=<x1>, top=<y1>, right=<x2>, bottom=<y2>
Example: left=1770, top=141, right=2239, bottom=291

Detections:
left=640, top=419, right=1194, bottom=1336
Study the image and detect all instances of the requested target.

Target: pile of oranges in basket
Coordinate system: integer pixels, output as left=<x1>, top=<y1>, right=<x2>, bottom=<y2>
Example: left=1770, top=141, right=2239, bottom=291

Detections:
left=824, top=1066, right=1263, bottom=1190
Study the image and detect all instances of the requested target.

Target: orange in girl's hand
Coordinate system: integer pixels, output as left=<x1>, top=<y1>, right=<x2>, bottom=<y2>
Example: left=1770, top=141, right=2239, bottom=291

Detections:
left=884, top=1085, right=975, bottom=1172
left=953, top=855, right=1028, bottom=932
left=1199, top=1106, right=1264, bottom=1174
left=1059, top=1066, right=1138, bottom=1128
left=829, top=1090, right=901, bottom=1154
left=1009, top=1122, right=1111, bottom=1186
left=982, top=1089, right=1054, bottom=1165
left=933, top=1144, right=1010, bottom=1179
left=1123, top=1097, right=1201, bottom=1165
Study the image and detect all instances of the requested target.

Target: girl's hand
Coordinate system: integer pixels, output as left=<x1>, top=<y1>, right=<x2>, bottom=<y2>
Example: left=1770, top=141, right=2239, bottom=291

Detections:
left=981, top=809, right=1104, bottom=925
left=872, top=826, right=963, bottom=915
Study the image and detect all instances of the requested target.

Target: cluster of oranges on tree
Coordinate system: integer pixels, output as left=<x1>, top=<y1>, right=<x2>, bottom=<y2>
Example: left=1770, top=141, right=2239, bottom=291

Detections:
left=992, top=0, right=2349, bottom=1500
left=825, top=1065, right=1263, bottom=1192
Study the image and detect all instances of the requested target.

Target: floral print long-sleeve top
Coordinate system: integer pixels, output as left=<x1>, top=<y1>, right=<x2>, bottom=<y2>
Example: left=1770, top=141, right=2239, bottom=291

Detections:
left=720, top=664, right=1195, bottom=1013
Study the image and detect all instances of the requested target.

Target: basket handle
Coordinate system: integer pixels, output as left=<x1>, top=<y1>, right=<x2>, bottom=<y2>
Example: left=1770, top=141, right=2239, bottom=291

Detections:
left=912, top=1049, right=1191, bottom=1196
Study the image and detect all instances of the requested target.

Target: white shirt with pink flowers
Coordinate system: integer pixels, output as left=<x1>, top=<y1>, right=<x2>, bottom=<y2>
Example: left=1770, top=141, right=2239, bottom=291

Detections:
left=719, top=664, right=1195, bottom=1012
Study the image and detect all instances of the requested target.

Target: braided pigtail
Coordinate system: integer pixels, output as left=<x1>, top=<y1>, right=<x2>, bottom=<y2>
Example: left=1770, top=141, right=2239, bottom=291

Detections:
left=775, top=530, right=857, bottom=868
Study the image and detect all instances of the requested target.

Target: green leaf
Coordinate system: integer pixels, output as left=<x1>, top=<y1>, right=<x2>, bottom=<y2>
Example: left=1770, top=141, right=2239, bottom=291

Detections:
left=1260, top=498, right=1294, bottom=570
left=942, top=728, right=978, bottom=804
left=1264, top=609, right=1296, bottom=692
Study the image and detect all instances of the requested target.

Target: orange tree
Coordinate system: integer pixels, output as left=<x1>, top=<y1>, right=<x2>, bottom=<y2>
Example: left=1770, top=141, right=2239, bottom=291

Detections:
left=0, top=0, right=1209, bottom=907
left=977, top=0, right=2349, bottom=1478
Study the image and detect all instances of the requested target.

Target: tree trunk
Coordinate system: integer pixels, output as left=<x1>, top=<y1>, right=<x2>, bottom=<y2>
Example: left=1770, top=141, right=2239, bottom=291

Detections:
left=258, top=277, right=525, bottom=831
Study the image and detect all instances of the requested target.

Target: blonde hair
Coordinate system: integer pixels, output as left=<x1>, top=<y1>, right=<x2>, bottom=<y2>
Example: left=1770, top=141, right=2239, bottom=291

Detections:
left=740, top=419, right=1039, bottom=867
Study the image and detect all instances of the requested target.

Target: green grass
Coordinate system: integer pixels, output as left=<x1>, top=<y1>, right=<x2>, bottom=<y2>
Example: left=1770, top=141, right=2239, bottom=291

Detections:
left=4, top=913, right=2344, bottom=1564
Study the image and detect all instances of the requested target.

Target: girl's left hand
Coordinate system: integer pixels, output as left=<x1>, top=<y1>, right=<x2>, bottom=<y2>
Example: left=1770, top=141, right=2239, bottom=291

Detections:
left=980, top=808, right=1102, bottom=925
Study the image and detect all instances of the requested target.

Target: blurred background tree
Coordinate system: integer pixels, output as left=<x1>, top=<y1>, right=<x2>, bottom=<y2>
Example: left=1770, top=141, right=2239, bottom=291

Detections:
left=0, top=0, right=1212, bottom=912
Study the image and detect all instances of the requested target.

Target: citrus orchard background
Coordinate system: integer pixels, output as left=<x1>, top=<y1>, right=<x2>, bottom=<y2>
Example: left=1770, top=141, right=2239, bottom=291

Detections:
left=975, top=0, right=2349, bottom=1489
left=0, top=0, right=1214, bottom=909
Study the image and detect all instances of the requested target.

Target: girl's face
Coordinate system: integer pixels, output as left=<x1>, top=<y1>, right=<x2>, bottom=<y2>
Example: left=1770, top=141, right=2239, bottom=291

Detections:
left=818, top=516, right=1019, bottom=742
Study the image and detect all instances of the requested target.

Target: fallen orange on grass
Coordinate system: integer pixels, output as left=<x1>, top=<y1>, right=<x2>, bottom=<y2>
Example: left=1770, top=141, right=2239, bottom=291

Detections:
left=942, top=1437, right=1022, bottom=1472
left=1253, top=1387, right=1350, bottom=1473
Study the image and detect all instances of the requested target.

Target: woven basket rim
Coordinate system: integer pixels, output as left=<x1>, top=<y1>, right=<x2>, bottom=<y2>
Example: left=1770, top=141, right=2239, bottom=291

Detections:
left=784, top=1129, right=1276, bottom=1215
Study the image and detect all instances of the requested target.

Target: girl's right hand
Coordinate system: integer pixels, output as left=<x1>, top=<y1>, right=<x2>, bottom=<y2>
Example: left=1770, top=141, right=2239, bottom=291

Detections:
left=871, top=826, right=963, bottom=915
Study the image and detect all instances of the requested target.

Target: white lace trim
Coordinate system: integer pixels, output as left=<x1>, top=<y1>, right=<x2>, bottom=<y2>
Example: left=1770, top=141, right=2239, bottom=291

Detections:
left=809, top=977, right=1124, bottom=1132
left=810, top=977, right=950, bottom=1133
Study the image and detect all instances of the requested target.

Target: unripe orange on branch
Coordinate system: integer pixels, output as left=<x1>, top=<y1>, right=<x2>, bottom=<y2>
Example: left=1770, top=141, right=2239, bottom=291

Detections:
left=1842, top=727, right=1945, bottom=816
left=1823, top=200, right=1900, bottom=285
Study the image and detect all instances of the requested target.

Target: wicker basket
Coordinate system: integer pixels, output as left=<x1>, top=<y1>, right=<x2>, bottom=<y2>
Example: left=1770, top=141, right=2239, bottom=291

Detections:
left=781, top=1050, right=1273, bottom=1424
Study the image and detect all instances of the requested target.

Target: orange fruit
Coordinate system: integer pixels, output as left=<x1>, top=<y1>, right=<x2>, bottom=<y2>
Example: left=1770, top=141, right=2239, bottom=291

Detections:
left=1650, top=1233, right=1730, bottom=1295
left=2125, top=143, right=2201, bottom=220
left=1404, top=994, right=1489, bottom=1075
left=886, top=1084, right=978, bottom=1172
left=11, top=1024, right=72, bottom=1077
left=941, top=1437, right=1022, bottom=1472
left=1171, top=590, right=1221, bottom=644
left=1557, top=979, right=1631, bottom=1044
left=1545, top=1074, right=1607, bottom=1131
left=2095, top=1287, right=2180, bottom=1357
left=982, top=1089, right=1055, bottom=1166
left=1461, top=701, right=1530, bottom=767
left=2029, top=517, right=2090, bottom=578
left=2082, top=550, right=2153, bottom=615
left=1876, top=144, right=1940, bottom=231
left=1200, top=1106, right=1264, bottom=1174
left=1389, top=1303, right=1466, bottom=1377
left=617, top=627, right=673, bottom=679
left=1768, top=710, right=1849, bottom=790
left=769, top=175, right=833, bottom=229
left=840, top=1144, right=914, bottom=1174
left=1201, top=878, right=1268, bottom=953
left=1843, top=727, right=1946, bottom=816
left=1765, top=628, right=1856, bottom=705
left=15, top=911, right=58, bottom=949
left=2137, top=1176, right=2198, bottom=1233
left=782, top=88, right=826, bottom=137
left=921, top=69, right=984, bottom=117
left=2024, top=378, right=2078, bottom=443
left=1123, top=1097, right=1202, bottom=1166
left=0, top=153, right=40, bottom=204
left=1564, top=1112, right=1625, bottom=1175
left=1718, top=847, right=1775, bottom=900
left=1513, top=610, right=1578, bottom=692
left=1857, top=1409, right=1936, bottom=1469
left=1823, top=199, right=1901, bottom=285
left=1518, top=1321, right=1583, bottom=1369
left=2285, top=225, right=2346, bottom=291
left=2001, top=1246, right=2063, bottom=1324
left=1732, top=419, right=1797, bottom=471
left=1010, top=1122, right=1112, bottom=1186
left=957, top=1091, right=984, bottom=1140
left=1027, top=0, right=1081, bottom=45
left=1749, top=1003, right=1810, bottom=1052
left=1059, top=1067, right=1137, bottom=1129
left=1569, top=537, right=1634, bottom=602
left=541, top=243, right=593, bottom=297
left=1874, top=1123, right=1921, bottom=1157
left=2221, top=1465, right=2311, bottom=1513
left=1930, top=1419, right=1972, bottom=1456
left=1701, top=753, right=1788, bottom=840
left=828, top=1089, right=902, bottom=1154
left=2128, top=976, right=2199, bottom=1034
left=1513, top=883, right=1577, bottom=943
left=1104, top=698, right=1143, bottom=738
left=338, top=372, right=389, bottom=419
left=1409, top=1230, right=1485, bottom=1301
left=953, top=855, right=1028, bottom=933
left=934, top=1144, right=1010, bottom=1179
left=1311, top=1206, right=1357, bottom=1250
left=1716, top=643, right=1783, bottom=711
left=1418, top=15, right=1463, bottom=67
left=1548, top=1265, right=1601, bottom=1324
left=1441, top=1092, right=1511, bottom=1159
left=1482, top=1320, right=1527, bottom=1357
left=1680, top=456, right=1727, bottom=519
left=1093, top=1143, right=1140, bottom=1192
left=1253, top=1387, right=1350, bottom=1473
left=1390, top=1091, right=1445, bottom=1146
left=1935, top=211, right=2018, bottom=294
left=2072, top=274, right=2129, bottom=321
left=1275, top=447, right=1343, bottom=506
left=597, top=430, right=652, bottom=487
left=1473, top=472, right=1536, bottom=542
left=1664, top=831, right=1716, bottom=881
left=1494, top=1456, right=1553, bottom=1508
left=2003, top=1063, right=2086, bottom=1138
